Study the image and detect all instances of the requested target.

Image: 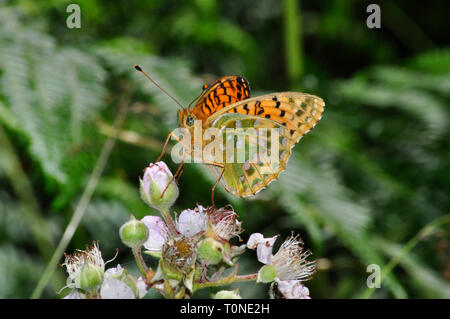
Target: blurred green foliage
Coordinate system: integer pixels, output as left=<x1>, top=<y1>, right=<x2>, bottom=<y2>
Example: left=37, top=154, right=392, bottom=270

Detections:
left=0, top=0, right=448, bottom=298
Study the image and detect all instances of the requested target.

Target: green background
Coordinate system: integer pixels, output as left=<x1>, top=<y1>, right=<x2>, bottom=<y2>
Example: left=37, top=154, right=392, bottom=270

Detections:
left=0, top=0, right=448, bottom=298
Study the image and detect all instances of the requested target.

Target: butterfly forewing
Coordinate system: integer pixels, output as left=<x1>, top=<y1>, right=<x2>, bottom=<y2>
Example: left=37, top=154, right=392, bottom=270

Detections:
left=207, top=92, right=324, bottom=136
left=191, top=75, right=251, bottom=122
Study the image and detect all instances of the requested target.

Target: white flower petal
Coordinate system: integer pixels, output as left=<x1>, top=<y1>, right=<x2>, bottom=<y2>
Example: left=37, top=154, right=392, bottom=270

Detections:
left=177, top=209, right=207, bottom=237
left=136, top=276, right=148, bottom=299
left=141, top=215, right=169, bottom=252
left=247, top=233, right=278, bottom=265
left=275, top=279, right=311, bottom=299
left=63, top=289, right=84, bottom=299
left=100, top=276, right=135, bottom=299
left=105, top=264, right=124, bottom=277
left=247, top=233, right=265, bottom=249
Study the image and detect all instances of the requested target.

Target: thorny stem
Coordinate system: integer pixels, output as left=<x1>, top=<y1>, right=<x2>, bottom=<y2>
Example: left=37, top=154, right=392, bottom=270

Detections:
left=132, top=246, right=149, bottom=277
left=193, top=265, right=257, bottom=291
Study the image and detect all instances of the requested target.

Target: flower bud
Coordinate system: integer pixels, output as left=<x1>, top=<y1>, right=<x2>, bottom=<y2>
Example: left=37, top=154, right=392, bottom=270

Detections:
left=77, top=262, right=104, bottom=291
left=140, top=162, right=179, bottom=211
left=213, top=289, right=242, bottom=299
left=257, top=264, right=277, bottom=283
left=119, top=216, right=149, bottom=248
left=197, top=238, right=223, bottom=265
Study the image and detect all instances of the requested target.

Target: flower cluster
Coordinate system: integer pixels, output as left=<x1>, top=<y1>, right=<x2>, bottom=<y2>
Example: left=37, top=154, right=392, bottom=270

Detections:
left=60, top=161, right=317, bottom=299
left=138, top=203, right=246, bottom=296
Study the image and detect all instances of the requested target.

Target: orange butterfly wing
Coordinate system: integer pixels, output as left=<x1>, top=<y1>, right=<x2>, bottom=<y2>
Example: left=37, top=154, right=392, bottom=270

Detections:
left=190, top=75, right=251, bottom=122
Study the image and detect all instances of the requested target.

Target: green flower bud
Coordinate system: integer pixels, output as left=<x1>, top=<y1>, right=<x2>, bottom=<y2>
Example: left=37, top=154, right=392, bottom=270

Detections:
left=77, top=262, right=104, bottom=291
left=197, top=238, right=223, bottom=265
left=140, top=162, right=179, bottom=211
left=119, top=216, right=149, bottom=248
left=257, top=264, right=277, bottom=283
left=213, top=289, right=242, bottom=299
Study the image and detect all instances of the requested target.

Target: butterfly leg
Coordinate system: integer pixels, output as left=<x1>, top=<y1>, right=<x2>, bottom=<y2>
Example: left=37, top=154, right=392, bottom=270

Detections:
left=155, top=131, right=177, bottom=163
left=160, top=140, right=188, bottom=198
left=161, top=160, right=185, bottom=198
left=175, top=165, right=184, bottom=184
left=211, top=166, right=226, bottom=207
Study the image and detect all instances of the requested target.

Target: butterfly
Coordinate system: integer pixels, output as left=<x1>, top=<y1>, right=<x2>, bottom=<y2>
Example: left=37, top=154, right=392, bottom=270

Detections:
left=177, top=76, right=325, bottom=198
left=135, top=66, right=324, bottom=199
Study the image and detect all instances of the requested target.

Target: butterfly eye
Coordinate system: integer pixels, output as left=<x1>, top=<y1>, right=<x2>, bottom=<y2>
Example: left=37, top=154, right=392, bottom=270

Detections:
left=186, top=115, right=195, bottom=126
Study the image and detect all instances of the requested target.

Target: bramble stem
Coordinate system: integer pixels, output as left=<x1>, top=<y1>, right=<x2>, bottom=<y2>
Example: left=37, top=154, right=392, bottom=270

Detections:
left=132, top=246, right=149, bottom=277
left=193, top=264, right=257, bottom=291
left=234, top=273, right=258, bottom=283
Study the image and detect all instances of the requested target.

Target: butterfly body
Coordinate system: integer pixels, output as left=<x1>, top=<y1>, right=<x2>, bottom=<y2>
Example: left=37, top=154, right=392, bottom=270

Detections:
left=176, top=75, right=324, bottom=198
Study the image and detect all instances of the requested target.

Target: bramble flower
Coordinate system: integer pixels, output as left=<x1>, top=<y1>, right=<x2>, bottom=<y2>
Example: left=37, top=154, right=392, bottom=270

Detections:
left=159, top=236, right=198, bottom=292
left=62, top=241, right=105, bottom=291
left=140, top=162, right=179, bottom=211
left=161, top=237, right=198, bottom=277
left=141, top=215, right=169, bottom=254
left=140, top=208, right=206, bottom=255
left=61, top=243, right=140, bottom=299
left=176, top=206, right=208, bottom=237
left=100, top=266, right=135, bottom=299
left=270, top=235, right=316, bottom=282
left=247, top=233, right=316, bottom=291
left=207, top=206, right=243, bottom=241
left=246, top=233, right=278, bottom=264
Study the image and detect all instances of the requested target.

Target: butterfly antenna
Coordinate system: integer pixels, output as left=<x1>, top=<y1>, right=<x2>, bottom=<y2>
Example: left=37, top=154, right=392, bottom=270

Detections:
left=188, top=87, right=207, bottom=109
left=134, top=64, right=185, bottom=110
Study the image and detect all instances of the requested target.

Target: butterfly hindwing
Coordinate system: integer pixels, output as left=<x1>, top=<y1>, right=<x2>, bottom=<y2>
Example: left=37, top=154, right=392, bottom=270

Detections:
left=206, top=113, right=301, bottom=197
left=204, top=93, right=324, bottom=197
